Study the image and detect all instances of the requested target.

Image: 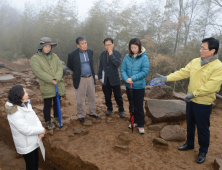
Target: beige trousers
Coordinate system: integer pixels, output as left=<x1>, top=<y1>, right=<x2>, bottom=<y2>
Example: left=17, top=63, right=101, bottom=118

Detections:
left=75, top=76, right=96, bottom=118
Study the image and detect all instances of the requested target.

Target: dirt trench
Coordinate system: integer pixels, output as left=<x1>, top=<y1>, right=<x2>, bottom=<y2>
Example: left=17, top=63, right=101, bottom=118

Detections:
left=0, top=109, right=99, bottom=170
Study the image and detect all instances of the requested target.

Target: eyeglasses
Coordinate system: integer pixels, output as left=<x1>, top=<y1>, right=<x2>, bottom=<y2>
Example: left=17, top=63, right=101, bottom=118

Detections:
left=105, top=44, right=112, bottom=47
left=200, top=47, right=209, bottom=51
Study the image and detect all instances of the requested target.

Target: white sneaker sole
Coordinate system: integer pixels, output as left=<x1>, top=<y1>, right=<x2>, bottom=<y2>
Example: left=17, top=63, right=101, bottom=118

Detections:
left=128, top=124, right=137, bottom=129
left=138, top=127, right=145, bottom=134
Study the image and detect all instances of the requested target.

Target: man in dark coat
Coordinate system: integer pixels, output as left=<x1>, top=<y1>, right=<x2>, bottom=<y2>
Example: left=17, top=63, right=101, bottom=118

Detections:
left=98, top=38, right=125, bottom=117
left=67, top=37, right=98, bottom=122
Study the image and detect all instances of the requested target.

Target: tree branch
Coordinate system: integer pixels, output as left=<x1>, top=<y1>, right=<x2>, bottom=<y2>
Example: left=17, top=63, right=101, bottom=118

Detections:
left=213, top=0, right=222, bottom=8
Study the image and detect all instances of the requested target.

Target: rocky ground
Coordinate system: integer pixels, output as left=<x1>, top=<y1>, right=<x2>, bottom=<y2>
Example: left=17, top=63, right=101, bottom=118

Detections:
left=0, top=58, right=222, bottom=170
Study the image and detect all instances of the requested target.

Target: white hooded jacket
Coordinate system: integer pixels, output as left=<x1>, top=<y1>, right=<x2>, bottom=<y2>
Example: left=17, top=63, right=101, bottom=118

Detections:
left=5, top=100, right=44, bottom=154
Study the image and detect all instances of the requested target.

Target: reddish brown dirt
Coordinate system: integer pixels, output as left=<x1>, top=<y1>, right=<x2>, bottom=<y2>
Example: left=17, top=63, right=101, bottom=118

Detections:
left=0, top=58, right=222, bottom=170
left=34, top=86, right=222, bottom=169
left=0, top=57, right=30, bottom=71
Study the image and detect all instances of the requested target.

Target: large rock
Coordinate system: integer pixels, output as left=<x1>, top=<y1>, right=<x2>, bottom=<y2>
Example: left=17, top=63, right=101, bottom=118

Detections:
left=214, top=158, right=222, bottom=170
left=0, top=62, right=5, bottom=68
left=147, top=85, right=173, bottom=99
left=160, top=125, right=186, bottom=141
left=147, top=123, right=165, bottom=131
left=173, top=91, right=186, bottom=101
left=0, top=75, right=16, bottom=83
left=145, top=99, right=186, bottom=123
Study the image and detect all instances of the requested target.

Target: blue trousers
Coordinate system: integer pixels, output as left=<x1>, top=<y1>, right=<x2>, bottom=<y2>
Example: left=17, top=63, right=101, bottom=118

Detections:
left=185, top=101, right=212, bottom=153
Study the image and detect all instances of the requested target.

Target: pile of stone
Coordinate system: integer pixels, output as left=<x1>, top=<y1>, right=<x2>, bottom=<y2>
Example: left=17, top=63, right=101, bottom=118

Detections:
left=144, top=85, right=187, bottom=147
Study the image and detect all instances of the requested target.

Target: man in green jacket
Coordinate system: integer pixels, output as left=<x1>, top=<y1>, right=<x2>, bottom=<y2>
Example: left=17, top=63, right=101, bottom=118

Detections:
left=31, top=37, right=65, bottom=130
left=154, top=37, right=222, bottom=164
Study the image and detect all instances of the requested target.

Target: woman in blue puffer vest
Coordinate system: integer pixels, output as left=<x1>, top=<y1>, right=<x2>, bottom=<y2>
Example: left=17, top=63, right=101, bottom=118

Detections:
left=121, top=38, right=149, bottom=134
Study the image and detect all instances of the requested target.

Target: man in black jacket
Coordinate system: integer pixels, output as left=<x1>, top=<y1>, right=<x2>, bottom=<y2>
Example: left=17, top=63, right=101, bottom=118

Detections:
left=67, top=37, right=98, bottom=122
left=98, top=38, right=125, bottom=117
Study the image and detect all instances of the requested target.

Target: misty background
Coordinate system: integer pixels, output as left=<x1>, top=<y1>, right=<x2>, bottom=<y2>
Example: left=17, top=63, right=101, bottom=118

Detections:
left=1, top=0, right=222, bottom=92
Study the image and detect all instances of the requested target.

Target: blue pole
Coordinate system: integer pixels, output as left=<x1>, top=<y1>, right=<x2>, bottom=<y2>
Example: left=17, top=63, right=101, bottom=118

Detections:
left=55, top=85, right=62, bottom=127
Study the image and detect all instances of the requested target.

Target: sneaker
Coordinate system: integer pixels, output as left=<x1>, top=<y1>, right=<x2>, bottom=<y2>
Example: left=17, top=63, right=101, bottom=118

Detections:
left=46, top=121, right=55, bottom=130
left=128, top=123, right=137, bottom=129
left=53, top=117, right=63, bottom=128
left=138, top=127, right=145, bottom=134
left=106, top=110, right=113, bottom=115
left=119, top=112, right=125, bottom=118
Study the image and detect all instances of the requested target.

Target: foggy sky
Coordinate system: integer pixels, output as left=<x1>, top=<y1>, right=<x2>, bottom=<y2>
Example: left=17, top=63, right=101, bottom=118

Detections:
left=8, top=0, right=147, bottom=20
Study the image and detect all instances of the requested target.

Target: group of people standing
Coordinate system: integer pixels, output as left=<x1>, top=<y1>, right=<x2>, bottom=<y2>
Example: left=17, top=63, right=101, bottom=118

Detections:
left=5, top=36, right=150, bottom=169
left=4, top=36, right=222, bottom=169
left=67, top=37, right=149, bottom=134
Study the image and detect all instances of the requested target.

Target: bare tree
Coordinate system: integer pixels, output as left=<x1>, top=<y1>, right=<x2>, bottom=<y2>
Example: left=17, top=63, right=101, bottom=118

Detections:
left=174, top=0, right=183, bottom=55
left=212, top=0, right=222, bottom=7
left=183, top=0, right=201, bottom=47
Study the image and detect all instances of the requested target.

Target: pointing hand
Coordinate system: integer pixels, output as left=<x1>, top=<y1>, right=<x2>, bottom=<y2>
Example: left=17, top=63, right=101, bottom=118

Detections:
left=153, top=73, right=167, bottom=84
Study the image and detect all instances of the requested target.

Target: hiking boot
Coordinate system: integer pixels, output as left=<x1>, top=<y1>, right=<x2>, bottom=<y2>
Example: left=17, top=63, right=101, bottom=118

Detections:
left=128, top=123, right=137, bottom=129
left=119, top=111, right=125, bottom=118
left=53, top=117, right=63, bottom=128
left=138, top=127, right=145, bottom=134
left=106, top=110, right=113, bottom=115
left=46, top=121, right=55, bottom=130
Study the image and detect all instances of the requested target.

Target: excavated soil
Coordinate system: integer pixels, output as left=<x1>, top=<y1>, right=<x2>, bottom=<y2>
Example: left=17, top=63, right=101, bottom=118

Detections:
left=0, top=58, right=29, bottom=71
left=0, top=58, right=222, bottom=170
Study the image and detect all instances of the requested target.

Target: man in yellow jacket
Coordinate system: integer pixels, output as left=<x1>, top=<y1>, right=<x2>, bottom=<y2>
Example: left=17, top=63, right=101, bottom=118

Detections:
left=154, top=37, right=222, bottom=164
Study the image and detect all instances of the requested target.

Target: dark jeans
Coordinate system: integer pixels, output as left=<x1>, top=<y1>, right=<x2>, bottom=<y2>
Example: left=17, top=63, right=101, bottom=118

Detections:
left=186, top=101, right=212, bottom=153
left=43, top=97, right=58, bottom=122
left=102, top=77, right=124, bottom=112
left=23, top=148, right=39, bottom=170
left=126, top=87, right=145, bottom=127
